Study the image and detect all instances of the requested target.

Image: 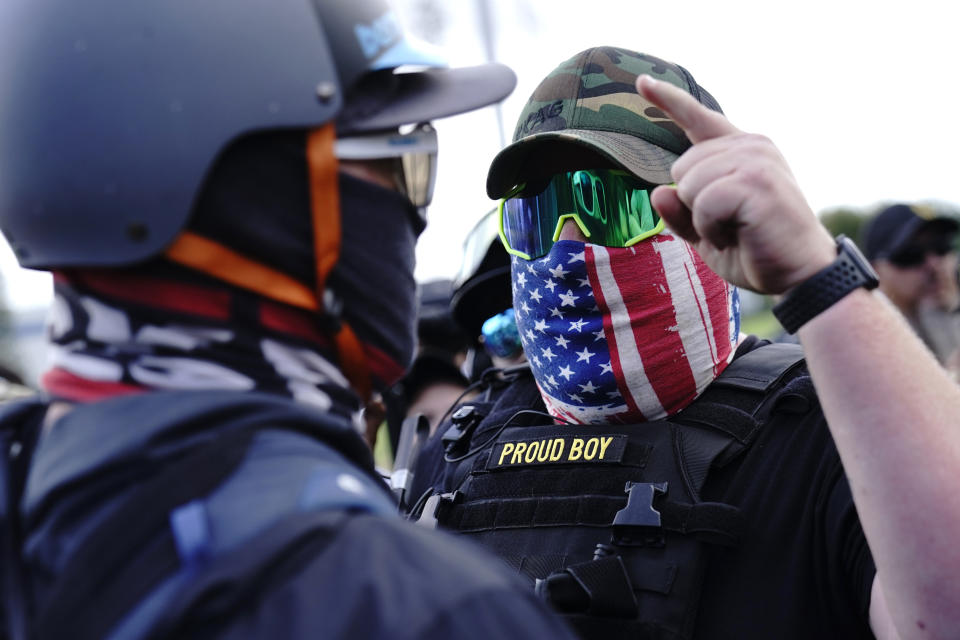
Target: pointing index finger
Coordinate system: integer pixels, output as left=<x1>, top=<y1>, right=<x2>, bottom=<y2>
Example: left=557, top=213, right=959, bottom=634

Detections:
left=636, top=75, right=740, bottom=144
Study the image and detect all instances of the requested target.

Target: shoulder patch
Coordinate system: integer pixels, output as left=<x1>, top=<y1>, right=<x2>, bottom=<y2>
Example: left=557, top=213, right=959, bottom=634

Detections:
left=487, top=434, right=628, bottom=470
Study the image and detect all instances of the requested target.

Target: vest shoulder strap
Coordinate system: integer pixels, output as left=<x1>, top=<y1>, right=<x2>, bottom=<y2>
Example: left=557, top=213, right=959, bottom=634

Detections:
left=674, top=341, right=809, bottom=453
left=711, top=341, right=806, bottom=393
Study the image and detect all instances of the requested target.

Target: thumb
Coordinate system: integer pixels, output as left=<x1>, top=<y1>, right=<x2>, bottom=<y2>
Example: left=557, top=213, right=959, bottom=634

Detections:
left=636, top=75, right=740, bottom=144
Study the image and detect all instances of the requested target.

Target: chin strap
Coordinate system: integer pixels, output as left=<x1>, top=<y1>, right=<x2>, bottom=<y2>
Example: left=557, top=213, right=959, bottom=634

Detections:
left=164, top=122, right=372, bottom=401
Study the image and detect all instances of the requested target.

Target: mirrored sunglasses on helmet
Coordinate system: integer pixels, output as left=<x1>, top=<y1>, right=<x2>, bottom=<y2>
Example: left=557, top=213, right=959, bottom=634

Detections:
left=335, top=122, right=438, bottom=219
left=498, top=168, right=665, bottom=260
left=889, top=237, right=955, bottom=267
left=480, top=308, right=523, bottom=359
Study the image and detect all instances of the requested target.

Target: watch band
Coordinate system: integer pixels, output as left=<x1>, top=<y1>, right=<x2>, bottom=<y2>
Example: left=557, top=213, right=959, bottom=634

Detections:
left=772, top=235, right=879, bottom=334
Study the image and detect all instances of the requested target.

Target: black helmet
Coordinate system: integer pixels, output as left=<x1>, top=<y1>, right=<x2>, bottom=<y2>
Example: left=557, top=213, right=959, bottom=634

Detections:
left=0, top=0, right=516, bottom=269
left=451, top=208, right=513, bottom=341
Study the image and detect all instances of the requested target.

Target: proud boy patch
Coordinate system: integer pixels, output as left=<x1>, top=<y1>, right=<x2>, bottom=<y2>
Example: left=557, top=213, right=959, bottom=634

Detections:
left=487, top=434, right=628, bottom=469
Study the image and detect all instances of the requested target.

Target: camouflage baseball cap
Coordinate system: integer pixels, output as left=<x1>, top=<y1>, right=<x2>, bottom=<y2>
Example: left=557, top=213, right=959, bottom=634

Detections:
left=486, top=46, right=722, bottom=199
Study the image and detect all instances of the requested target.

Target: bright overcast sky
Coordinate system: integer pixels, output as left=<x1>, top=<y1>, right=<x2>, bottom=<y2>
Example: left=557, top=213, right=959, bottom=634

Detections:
left=2, top=0, right=958, bottom=311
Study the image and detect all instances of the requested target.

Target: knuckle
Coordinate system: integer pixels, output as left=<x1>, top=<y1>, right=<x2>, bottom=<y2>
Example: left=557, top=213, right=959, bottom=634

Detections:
left=738, top=163, right=772, bottom=187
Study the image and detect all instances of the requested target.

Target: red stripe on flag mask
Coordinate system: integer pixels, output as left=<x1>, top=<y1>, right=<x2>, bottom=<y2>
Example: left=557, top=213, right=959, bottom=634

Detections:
left=511, top=232, right=741, bottom=424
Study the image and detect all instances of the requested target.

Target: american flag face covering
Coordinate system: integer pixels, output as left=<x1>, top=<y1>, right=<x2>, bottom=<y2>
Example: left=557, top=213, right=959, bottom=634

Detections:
left=511, top=232, right=740, bottom=424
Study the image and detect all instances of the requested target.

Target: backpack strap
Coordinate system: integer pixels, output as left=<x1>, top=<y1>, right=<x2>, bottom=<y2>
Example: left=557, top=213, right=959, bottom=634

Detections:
left=0, top=398, right=48, bottom=640
left=36, top=426, right=258, bottom=640
left=145, top=509, right=351, bottom=639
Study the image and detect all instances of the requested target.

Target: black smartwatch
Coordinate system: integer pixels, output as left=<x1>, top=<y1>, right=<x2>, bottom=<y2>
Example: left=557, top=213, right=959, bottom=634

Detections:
left=772, top=235, right=879, bottom=334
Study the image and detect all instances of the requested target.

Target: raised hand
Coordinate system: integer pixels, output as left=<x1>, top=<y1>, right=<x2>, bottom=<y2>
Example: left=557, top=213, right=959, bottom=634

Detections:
left=635, top=75, right=836, bottom=295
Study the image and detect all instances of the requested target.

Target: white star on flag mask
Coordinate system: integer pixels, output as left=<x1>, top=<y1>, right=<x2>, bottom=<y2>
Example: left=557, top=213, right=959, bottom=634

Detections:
left=511, top=233, right=741, bottom=424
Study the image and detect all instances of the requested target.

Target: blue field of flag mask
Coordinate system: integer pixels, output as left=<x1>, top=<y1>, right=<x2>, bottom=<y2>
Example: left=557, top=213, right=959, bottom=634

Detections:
left=498, top=168, right=665, bottom=260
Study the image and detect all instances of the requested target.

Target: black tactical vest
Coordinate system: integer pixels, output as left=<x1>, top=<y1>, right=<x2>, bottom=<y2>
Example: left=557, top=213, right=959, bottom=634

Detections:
left=413, top=343, right=813, bottom=639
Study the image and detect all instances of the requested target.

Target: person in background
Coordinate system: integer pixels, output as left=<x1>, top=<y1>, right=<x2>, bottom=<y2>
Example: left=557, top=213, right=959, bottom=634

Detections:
left=0, top=2, right=578, bottom=638
left=861, top=202, right=960, bottom=375
left=378, top=279, right=473, bottom=448
left=398, top=353, right=471, bottom=433
left=451, top=207, right=526, bottom=375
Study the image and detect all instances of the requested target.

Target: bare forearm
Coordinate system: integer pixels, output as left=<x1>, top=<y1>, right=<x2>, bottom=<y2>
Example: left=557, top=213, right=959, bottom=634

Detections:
left=799, top=288, right=960, bottom=638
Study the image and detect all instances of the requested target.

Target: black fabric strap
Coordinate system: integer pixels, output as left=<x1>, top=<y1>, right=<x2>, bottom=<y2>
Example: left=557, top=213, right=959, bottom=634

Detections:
left=0, top=400, right=49, bottom=640
left=773, top=235, right=879, bottom=334
left=448, top=495, right=742, bottom=545
left=448, top=495, right=622, bottom=532
left=674, top=402, right=757, bottom=444
left=656, top=501, right=743, bottom=546
left=709, top=342, right=806, bottom=394
left=1, top=429, right=29, bottom=640
left=675, top=343, right=807, bottom=458
left=36, top=427, right=256, bottom=640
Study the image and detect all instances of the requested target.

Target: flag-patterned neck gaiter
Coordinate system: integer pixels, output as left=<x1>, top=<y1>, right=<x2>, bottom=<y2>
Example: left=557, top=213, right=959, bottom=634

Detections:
left=511, top=232, right=740, bottom=424
left=42, top=269, right=368, bottom=432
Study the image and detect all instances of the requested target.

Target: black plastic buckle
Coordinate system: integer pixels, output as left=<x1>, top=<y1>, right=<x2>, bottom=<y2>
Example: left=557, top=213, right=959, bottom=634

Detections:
left=415, top=491, right=460, bottom=529
left=441, top=405, right=483, bottom=455
left=612, top=481, right=667, bottom=547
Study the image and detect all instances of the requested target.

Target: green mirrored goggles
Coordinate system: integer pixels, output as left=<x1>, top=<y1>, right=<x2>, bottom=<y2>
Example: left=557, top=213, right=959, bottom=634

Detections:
left=498, top=168, right=665, bottom=260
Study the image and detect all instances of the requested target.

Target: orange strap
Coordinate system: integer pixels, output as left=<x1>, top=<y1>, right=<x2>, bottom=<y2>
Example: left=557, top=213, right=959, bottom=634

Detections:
left=307, top=124, right=341, bottom=298
left=165, top=232, right=319, bottom=311
left=307, top=124, right=372, bottom=400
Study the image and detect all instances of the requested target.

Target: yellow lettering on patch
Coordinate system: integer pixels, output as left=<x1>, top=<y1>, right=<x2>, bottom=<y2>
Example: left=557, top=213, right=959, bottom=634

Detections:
left=490, top=435, right=626, bottom=469
left=511, top=442, right=527, bottom=464
left=568, top=438, right=584, bottom=461
left=536, top=440, right=551, bottom=462
left=598, top=436, right=613, bottom=459
left=524, top=441, right=540, bottom=463
left=550, top=438, right=565, bottom=461
left=583, top=438, right=599, bottom=460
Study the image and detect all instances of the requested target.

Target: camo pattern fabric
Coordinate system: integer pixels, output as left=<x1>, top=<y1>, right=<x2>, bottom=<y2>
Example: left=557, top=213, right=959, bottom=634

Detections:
left=513, top=46, right=717, bottom=154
